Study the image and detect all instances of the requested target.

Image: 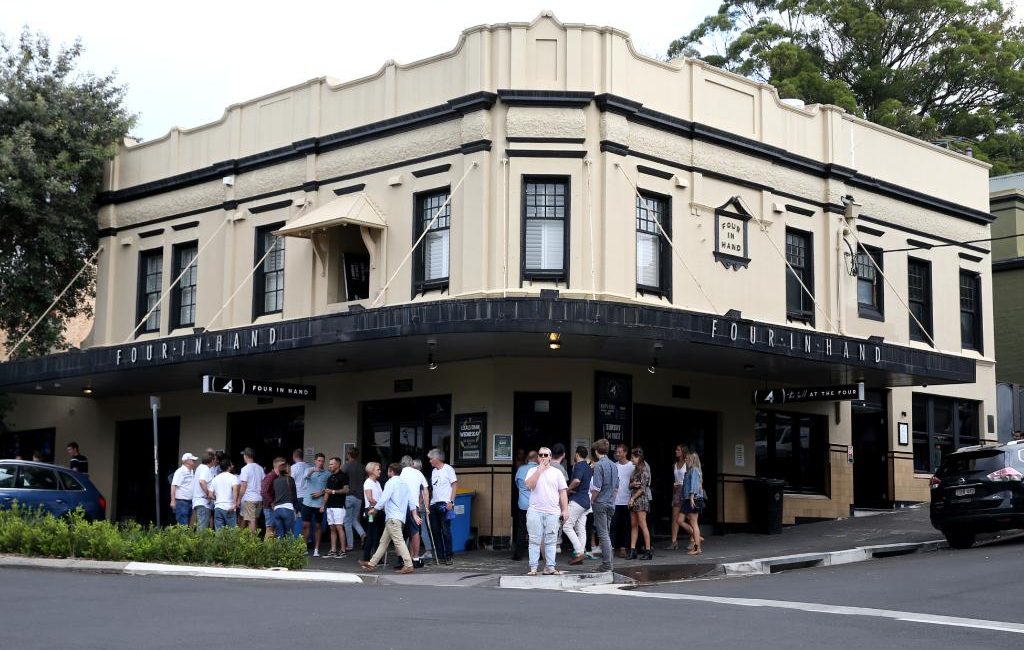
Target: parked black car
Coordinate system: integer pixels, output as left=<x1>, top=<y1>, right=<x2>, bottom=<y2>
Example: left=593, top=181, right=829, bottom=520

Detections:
left=930, top=441, right=1024, bottom=548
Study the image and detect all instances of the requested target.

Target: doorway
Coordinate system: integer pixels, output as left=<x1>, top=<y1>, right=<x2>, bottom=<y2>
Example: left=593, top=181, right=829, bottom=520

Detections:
left=853, top=390, right=890, bottom=509
left=633, top=404, right=719, bottom=533
left=227, top=407, right=305, bottom=471
left=513, top=392, right=572, bottom=460
left=360, top=395, right=452, bottom=468
left=114, top=417, right=180, bottom=525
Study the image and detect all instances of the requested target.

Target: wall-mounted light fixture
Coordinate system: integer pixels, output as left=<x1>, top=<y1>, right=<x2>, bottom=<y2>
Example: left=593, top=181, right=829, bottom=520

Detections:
left=426, top=338, right=439, bottom=370
left=548, top=332, right=562, bottom=351
left=649, top=342, right=663, bottom=374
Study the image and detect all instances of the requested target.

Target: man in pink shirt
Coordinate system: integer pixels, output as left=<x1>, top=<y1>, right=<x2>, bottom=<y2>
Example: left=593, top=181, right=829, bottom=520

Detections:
left=524, top=446, right=569, bottom=576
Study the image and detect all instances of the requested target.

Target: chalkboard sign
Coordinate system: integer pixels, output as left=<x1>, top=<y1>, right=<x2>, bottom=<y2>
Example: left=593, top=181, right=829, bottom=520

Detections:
left=595, top=371, right=632, bottom=444
left=455, top=412, right=487, bottom=466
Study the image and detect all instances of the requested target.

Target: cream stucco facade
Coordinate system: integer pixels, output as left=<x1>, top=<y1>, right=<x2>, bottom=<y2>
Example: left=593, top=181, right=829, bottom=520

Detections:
left=1, top=14, right=996, bottom=536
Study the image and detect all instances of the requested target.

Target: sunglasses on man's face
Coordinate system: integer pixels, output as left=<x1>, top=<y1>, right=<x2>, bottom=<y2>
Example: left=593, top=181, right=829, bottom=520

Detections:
left=538, top=453, right=550, bottom=457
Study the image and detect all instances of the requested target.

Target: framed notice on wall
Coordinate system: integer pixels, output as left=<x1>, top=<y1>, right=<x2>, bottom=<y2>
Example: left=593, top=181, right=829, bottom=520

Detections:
left=493, top=434, right=512, bottom=462
left=455, top=412, right=487, bottom=466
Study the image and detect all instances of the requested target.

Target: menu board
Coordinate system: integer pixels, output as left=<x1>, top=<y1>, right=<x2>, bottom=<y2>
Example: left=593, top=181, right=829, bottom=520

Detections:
left=594, top=371, right=632, bottom=444
left=455, top=412, right=487, bottom=466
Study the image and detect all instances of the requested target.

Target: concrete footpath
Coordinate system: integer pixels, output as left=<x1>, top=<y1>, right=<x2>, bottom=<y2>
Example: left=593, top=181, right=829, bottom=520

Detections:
left=4, top=506, right=993, bottom=589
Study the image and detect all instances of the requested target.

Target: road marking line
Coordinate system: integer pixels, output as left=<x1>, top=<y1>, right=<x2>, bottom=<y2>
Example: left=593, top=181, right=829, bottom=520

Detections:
left=579, top=585, right=1024, bottom=635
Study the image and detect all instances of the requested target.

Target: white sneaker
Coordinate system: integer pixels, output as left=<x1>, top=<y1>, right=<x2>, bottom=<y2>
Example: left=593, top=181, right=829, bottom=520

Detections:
left=312, top=549, right=320, bottom=557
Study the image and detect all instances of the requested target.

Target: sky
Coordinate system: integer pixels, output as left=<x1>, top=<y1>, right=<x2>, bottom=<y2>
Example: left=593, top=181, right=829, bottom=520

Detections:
left=0, top=1, right=721, bottom=141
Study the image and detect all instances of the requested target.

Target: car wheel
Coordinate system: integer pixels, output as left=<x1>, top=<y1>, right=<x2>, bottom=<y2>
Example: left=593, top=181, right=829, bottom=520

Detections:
left=943, top=529, right=976, bottom=549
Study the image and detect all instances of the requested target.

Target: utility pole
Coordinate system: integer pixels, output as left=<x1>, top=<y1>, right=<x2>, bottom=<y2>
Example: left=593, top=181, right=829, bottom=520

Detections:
left=150, top=396, right=161, bottom=527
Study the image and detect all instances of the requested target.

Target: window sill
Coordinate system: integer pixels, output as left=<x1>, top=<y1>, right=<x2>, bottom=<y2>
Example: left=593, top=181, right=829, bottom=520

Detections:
left=857, top=307, right=884, bottom=322
left=415, top=281, right=449, bottom=297
left=786, top=313, right=814, bottom=326
left=523, top=273, right=566, bottom=283
left=782, top=492, right=829, bottom=499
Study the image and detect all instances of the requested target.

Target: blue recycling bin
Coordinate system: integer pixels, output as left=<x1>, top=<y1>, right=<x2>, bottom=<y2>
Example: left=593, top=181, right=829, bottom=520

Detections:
left=451, top=490, right=476, bottom=553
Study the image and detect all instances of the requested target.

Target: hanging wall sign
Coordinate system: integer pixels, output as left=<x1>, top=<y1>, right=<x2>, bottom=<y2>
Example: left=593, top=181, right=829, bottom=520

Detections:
left=455, top=412, right=487, bottom=466
left=201, top=375, right=316, bottom=400
left=713, top=197, right=752, bottom=270
left=595, top=371, right=632, bottom=444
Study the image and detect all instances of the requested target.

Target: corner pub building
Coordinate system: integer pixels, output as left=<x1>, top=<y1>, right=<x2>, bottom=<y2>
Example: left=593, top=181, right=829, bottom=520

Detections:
left=0, top=14, right=997, bottom=540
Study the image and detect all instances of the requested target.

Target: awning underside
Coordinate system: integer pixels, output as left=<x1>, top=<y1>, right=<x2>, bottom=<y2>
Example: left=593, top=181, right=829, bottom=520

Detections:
left=275, top=192, right=386, bottom=237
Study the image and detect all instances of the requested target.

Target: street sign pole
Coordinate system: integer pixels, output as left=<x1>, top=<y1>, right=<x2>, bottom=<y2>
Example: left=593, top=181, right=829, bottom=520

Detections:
left=150, top=395, right=161, bottom=528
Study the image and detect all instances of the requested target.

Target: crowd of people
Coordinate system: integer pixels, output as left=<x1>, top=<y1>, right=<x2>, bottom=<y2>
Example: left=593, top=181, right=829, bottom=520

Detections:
left=167, top=445, right=460, bottom=574
left=512, top=439, right=705, bottom=575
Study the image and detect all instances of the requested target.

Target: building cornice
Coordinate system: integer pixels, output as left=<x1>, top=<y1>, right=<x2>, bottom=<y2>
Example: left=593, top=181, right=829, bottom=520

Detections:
left=98, top=90, right=993, bottom=230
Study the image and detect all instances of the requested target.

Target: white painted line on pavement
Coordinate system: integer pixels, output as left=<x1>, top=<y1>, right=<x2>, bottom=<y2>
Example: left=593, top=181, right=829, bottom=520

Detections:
left=578, top=585, right=1024, bottom=635
left=124, top=562, right=362, bottom=583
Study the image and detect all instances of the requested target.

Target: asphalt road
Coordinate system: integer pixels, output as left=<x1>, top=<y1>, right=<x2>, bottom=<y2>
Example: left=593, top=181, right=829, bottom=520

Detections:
left=2, top=535, right=1021, bottom=649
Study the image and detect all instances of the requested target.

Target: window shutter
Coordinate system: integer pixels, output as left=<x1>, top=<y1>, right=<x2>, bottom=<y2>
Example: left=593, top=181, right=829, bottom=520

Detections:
left=525, top=219, right=563, bottom=271
left=424, top=229, right=449, bottom=281
left=637, top=232, right=660, bottom=288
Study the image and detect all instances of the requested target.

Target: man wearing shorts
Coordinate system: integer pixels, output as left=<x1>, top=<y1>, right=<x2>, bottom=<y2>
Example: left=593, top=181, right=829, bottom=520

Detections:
left=302, top=453, right=328, bottom=556
left=238, top=448, right=265, bottom=532
left=323, top=456, right=350, bottom=558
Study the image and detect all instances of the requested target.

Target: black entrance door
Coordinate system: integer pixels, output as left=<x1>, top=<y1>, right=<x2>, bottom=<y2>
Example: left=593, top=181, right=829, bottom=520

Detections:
left=513, top=392, right=572, bottom=459
left=114, top=417, right=180, bottom=525
left=633, top=404, right=719, bottom=534
left=853, top=390, right=890, bottom=508
left=360, top=395, right=452, bottom=469
left=227, top=407, right=305, bottom=471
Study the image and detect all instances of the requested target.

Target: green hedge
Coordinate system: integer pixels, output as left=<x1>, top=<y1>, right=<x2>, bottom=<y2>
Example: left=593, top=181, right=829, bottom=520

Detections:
left=0, top=505, right=308, bottom=570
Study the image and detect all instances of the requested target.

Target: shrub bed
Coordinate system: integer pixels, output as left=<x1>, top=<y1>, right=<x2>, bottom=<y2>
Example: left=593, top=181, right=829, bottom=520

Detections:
left=0, top=505, right=308, bottom=570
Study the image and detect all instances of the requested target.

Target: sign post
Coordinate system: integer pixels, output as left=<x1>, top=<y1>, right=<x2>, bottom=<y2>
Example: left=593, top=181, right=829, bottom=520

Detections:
left=149, top=395, right=161, bottom=528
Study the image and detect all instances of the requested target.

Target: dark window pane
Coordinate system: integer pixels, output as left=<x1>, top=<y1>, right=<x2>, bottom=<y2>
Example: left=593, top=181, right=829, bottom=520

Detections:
left=59, top=472, right=84, bottom=491
left=15, top=466, right=60, bottom=490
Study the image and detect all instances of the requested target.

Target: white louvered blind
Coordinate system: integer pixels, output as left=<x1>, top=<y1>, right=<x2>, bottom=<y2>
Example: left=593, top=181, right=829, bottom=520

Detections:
left=424, top=229, right=449, bottom=281
left=636, top=231, right=660, bottom=288
left=525, top=219, right=564, bottom=271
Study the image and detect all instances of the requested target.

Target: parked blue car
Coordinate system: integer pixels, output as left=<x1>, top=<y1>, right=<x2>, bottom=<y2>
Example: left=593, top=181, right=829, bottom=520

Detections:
left=0, top=460, right=106, bottom=521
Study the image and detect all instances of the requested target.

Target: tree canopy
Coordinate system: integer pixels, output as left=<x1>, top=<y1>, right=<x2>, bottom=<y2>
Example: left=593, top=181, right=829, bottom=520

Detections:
left=0, top=30, right=134, bottom=358
left=669, top=1, right=1024, bottom=175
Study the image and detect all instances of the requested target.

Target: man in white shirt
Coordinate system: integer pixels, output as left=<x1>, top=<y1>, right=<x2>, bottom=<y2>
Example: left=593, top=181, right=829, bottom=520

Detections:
left=192, top=451, right=217, bottom=531
left=613, top=444, right=635, bottom=558
left=524, top=446, right=569, bottom=575
left=170, top=453, right=197, bottom=526
left=428, top=448, right=458, bottom=564
left=210, top=459, right=240, bottom=530
left=358, top=463, right=418, bottom=574
left=238, top=448, right=265, bottom=532
left=399, top=455, right=429, bottom=561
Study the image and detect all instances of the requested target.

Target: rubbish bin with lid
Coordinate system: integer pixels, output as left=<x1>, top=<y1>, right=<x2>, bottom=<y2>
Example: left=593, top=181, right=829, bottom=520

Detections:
left=450, top=490, right=476, bottom=553
left=744, top=478, right=785, bottom=534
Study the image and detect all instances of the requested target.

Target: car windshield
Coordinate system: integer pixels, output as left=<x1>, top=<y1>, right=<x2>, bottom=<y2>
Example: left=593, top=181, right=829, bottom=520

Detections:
left=936, top=449, right=1005, bottom=477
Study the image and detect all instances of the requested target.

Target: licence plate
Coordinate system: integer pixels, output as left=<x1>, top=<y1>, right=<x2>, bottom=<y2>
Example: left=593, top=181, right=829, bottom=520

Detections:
left=955, top=487, right=975, bottom=497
